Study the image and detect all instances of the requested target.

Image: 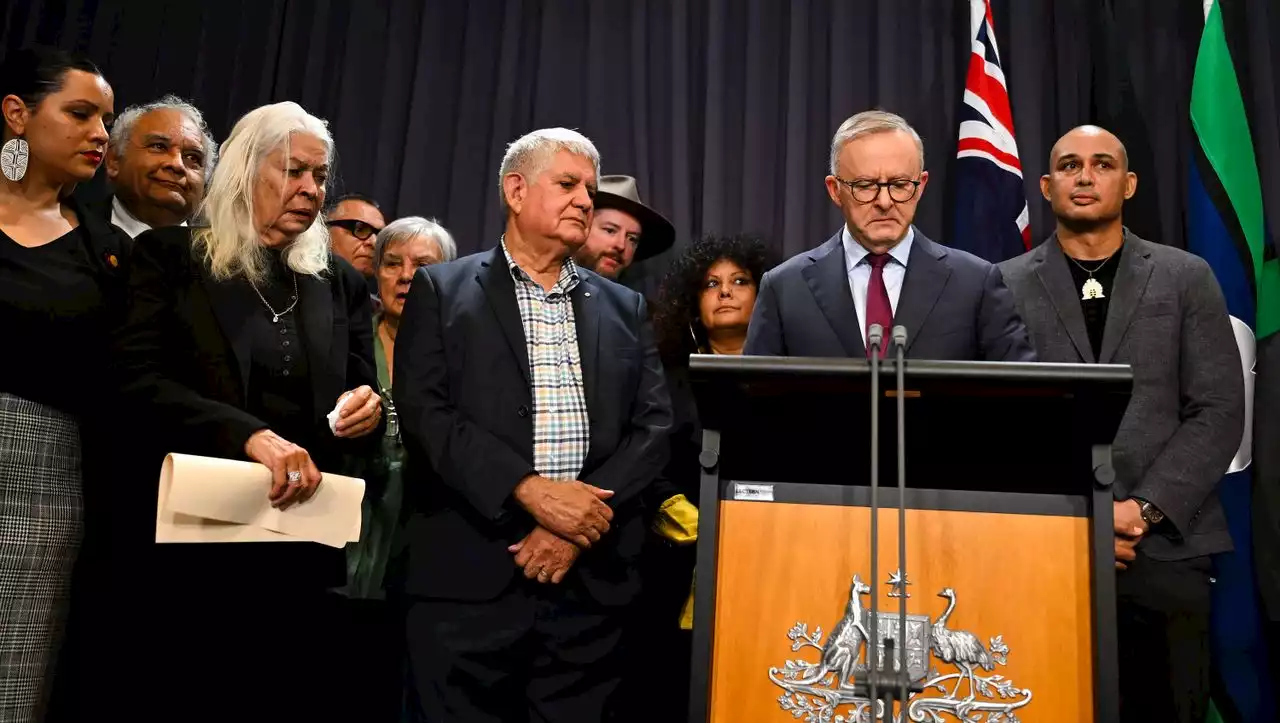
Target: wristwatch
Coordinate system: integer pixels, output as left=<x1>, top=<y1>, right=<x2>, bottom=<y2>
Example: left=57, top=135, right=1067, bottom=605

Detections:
left=1133, top=497, right=1165, bottom=527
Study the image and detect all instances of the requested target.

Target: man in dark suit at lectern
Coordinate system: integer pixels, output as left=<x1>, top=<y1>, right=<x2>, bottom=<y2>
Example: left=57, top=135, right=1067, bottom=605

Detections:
left=394, top=127, right=672, bottom=723
left=1000, top=126, right=1244, bottom=723
left=744, top=110, right=1035, bottom=361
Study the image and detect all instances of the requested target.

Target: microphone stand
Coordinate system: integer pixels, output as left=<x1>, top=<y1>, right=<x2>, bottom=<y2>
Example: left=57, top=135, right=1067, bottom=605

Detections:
left=892, top=325, right=910, bottom=718
left=865, top=323, right=885, bottom=719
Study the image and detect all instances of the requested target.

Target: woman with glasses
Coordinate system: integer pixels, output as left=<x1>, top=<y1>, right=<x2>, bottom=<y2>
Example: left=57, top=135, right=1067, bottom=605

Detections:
left=337, top=216, right=456, bottom=721
left=346, top=215, right=457, bottom=601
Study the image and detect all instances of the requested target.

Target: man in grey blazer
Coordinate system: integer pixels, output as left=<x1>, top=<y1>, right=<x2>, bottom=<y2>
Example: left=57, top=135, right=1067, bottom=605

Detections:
left=1000, top=126, right=1244, bottom=723
left=745, top=110, right=1034, bottom=361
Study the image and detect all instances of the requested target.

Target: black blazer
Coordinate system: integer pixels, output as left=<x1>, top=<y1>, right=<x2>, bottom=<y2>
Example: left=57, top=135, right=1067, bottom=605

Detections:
left=107, top=225, right=380, bottom=589
left=745, top=228, right=1036, bottom=361
left=394, top=246, right=673, bottom=606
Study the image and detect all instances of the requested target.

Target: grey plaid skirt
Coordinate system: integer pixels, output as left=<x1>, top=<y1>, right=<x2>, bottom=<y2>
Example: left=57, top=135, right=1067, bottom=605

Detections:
left=0, top=393, right=83, bottom=723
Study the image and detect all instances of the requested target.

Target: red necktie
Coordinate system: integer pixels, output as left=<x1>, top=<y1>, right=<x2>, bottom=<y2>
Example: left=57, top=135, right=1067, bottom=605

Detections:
left=865, top=253, right=893, bottom=358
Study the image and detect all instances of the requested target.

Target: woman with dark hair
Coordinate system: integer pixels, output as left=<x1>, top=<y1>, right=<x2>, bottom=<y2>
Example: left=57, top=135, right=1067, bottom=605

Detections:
left=0, top=47, right=125, bottom=719
left=627, top=233, right=773, bottom=719
left=654, top=233, right=772, bottom=368
left=652, top=234, right=772, bottom=506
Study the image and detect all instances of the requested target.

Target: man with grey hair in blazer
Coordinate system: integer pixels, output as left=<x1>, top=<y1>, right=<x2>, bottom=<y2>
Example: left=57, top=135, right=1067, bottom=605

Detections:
left=745, top=110, right=1035, bottom=361
left=395, top=128, right=672, bottom=722
left=999, top=125, right=1244, bottom=723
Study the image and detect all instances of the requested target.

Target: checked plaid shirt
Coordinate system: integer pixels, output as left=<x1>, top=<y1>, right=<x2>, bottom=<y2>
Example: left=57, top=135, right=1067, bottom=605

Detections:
left=502, top=240, right=590, bottom=482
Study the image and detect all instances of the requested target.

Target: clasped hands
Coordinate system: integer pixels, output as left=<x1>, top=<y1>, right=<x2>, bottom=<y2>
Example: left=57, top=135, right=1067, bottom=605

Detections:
left=1113, top=498, right=1148, bottom=571
left=509, top=475, right=614, bottom=584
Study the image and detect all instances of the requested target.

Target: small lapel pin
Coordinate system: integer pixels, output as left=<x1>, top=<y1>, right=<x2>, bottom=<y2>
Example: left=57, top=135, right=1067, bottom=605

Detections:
left=105, top=253, right=119, bottom=268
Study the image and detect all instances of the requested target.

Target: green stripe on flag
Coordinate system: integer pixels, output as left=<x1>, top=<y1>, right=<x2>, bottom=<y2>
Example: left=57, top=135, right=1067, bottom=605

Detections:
left=1261, top=259, right=1280, bottom=340
left=1190, top=0, right=1280, bottom=338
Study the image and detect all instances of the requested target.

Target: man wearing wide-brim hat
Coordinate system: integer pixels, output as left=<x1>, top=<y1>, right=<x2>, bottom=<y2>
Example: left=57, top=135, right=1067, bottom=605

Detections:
left=574, top=174, right=675, bottom=280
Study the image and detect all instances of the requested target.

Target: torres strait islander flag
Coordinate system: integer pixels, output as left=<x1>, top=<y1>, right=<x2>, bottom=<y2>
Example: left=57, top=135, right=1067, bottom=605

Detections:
left=1188, top=1, right=1278, bottom=721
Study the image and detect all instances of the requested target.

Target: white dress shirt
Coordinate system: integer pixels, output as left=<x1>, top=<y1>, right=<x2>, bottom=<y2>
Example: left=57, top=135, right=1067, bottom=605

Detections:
left=842, top=225, right=914, bottom=345
left=110, top=196, right=186, bottom=239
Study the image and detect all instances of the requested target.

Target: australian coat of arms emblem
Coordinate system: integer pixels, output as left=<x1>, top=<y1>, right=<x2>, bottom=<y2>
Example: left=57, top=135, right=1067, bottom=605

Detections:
left=768, top=572, right=1033, bottom=722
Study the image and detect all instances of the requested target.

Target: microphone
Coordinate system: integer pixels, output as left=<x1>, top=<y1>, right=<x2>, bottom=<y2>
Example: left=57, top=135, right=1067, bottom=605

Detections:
left=867, top=323, right=885, bottom=357
left=866, top=322, right=884, bottom=715
left=892, top=325, right=910, bottom=714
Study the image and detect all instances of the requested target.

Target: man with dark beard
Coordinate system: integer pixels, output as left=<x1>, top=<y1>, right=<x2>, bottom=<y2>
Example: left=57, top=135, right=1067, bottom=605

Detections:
left=572, top=175, right=673, bottom=280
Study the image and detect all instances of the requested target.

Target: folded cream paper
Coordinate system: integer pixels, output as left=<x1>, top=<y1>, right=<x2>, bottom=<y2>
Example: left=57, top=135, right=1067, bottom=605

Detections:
left=155, top=453, right=365, bottom=549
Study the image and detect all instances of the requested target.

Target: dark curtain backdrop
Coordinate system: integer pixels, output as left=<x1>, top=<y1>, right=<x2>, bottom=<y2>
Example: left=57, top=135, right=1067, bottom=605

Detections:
left=5, top=0, right=1280, bottom=614
left=5, top=0, right=1278, bottom=274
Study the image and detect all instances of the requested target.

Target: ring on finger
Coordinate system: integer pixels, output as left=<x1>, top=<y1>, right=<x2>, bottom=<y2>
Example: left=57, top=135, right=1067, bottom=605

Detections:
left=287, top=470, right=302, bottom=484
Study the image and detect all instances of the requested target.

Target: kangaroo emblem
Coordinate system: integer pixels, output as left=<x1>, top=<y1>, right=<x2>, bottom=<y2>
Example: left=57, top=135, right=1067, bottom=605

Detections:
left=791, top=574, right=871, bottom=688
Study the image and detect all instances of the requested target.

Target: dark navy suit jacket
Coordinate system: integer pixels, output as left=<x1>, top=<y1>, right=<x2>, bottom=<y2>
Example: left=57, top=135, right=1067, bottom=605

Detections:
left=394, top=246, right=672, bottom=605
left=745, top=227, right=1036, bottom=361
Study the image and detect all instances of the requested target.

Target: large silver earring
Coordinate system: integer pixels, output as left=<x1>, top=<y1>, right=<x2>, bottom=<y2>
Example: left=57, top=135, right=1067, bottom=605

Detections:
left=1, top=137, right=28, bottom=182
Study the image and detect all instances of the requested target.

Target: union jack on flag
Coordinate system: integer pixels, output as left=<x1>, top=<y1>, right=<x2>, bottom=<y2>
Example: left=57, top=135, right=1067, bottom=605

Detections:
left=952, top=0, right=1030, bottom=262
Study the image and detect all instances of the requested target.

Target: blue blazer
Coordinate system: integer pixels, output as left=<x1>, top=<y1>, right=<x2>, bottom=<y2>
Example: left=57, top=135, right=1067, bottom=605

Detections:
left=745, top=228, right=1036, bottom=361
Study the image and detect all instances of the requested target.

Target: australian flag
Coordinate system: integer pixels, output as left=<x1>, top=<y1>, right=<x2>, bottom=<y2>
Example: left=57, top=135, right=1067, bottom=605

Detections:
left=951, top=0, right=1029, bottom=263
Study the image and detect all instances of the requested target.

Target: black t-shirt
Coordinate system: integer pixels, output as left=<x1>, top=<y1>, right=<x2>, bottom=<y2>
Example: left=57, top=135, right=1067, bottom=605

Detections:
left=0, top=225, right=113, bottom=414
left=1066, top=244, right=1124, bottom=359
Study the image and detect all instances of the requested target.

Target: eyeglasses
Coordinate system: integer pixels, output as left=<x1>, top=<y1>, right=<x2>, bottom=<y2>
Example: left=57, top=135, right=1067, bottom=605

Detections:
left=327, top=219, right=382, bottom=240
left=833, top=176, right=921, bottom=204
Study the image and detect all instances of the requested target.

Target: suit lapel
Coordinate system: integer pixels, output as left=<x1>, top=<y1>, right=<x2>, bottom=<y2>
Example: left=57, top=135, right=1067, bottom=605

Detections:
left=297, top=271, right=336, bottom=414
left=802, top=233, right=865, bottom=357
left=201, top=271, right=255, bottom=403
left=571, top=277, right=601, bottom=425
left=477, top=247, right=531, bottom=386
left=1034, top=237, right=1095, bottom=362
left=1098, top=232, right=1154, bottom=364
left=893, top=232, right=951, bottom=354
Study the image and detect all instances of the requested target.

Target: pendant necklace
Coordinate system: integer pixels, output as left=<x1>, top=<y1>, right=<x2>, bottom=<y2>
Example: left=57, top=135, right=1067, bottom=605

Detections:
left=1067, top=251, right=1117, bottom=301
left=249, top=271, right=300, bottom=322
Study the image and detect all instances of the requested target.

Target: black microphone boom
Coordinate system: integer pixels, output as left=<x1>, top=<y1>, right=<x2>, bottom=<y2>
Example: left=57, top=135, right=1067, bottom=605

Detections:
left=866, top=323, right=884, bottom=716
left=892, top=324, right=909, bottom=715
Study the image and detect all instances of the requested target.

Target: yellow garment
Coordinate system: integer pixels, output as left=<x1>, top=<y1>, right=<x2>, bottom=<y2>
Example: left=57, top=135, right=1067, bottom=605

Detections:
left=652, top=494, right=698, bottom=544
left=680, top=575, right=695, bottom=630
left=651, top=495, right=699, bottom=630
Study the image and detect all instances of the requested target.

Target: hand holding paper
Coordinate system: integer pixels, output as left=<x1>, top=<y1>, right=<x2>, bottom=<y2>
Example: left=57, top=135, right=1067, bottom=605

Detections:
left=243, top=429, right=321, bottom=508
left=156, top=453, right=365, bottom=548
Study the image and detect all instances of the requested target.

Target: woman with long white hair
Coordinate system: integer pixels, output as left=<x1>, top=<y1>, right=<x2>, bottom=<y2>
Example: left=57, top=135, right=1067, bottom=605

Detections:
left=98, top=100, right=381, bottom=717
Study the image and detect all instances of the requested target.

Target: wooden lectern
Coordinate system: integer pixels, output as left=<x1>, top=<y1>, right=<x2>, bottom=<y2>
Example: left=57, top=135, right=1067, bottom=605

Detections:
left=687, top=355, right=1133, bottom=723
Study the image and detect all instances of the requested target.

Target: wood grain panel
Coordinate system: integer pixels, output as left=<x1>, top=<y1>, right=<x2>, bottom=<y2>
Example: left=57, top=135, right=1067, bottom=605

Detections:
left=708, top=501, right=1093, bottom=722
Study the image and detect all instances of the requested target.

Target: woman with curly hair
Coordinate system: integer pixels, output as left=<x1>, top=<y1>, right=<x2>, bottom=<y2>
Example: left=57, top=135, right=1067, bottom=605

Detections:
left=625, top=233, right=773, bottom=719
left=652, top=233, right=772, bottom=506
left=653, top=233, right=772, bottom=368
